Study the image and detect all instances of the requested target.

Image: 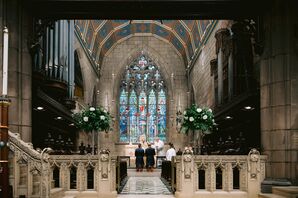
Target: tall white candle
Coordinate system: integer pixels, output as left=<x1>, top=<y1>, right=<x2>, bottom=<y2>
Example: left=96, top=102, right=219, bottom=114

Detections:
left=2, top=27, right=8, bottom=96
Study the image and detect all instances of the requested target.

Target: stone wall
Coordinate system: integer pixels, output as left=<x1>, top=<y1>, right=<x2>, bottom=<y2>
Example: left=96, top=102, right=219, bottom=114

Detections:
left=260, top=0, right=298, bottom=184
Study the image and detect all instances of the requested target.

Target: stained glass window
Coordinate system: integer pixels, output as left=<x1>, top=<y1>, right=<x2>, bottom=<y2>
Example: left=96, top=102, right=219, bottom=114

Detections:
left=119, top=55, right=167, bottom=143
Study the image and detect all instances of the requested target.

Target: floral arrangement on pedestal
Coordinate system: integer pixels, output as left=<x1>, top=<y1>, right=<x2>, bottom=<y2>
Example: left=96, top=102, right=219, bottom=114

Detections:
left=73, top=106, right=112, bottom=132
left=181, top=104, right=216, bottom=154
left=181, top=104, right=216, bottom=134
left=73, top=106, right=112, bottom=154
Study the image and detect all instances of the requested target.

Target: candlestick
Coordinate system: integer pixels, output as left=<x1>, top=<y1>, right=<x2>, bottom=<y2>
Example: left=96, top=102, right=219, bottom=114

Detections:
left=2, top=27, right=9, bottom=96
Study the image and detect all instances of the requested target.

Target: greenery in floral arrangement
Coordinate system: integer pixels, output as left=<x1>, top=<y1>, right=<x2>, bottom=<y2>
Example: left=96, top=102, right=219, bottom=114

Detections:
left=181, top=104, right=216, bottom=134
left=73, top=106, right=112, bottom=132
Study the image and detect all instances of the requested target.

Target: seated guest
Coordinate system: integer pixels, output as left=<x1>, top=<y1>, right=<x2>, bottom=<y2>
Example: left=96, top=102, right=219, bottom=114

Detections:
left=145, top=143, right=156, bottom=172
left=135, top=143, right=145, bottom=172
left=166, top=142, right=176, bottom=161
left=176, top=148, right=183, bottom=155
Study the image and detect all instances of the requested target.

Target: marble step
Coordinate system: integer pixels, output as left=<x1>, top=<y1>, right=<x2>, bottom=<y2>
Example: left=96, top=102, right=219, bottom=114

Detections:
left=258, top=193, right=286, bottom=198
left=63, top=190, right=98, bottom=198
left=127, top=168, right=161, bottom=177
left=272, top=186, right=298, bottom=198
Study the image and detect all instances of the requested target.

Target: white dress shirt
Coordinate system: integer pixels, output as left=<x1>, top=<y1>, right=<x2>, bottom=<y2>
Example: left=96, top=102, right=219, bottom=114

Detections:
left=166, top=148, right=176, bottom=161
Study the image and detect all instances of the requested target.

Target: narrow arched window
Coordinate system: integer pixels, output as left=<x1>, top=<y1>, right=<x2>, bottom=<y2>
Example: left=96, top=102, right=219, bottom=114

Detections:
left=119, top=55, right=166, bottom=143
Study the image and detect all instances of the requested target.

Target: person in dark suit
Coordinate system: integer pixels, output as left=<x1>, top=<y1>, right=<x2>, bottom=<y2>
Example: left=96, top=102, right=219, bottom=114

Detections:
left=145, top=143, right=156, bottom=172
left=135, top=143, right=145, bottom=172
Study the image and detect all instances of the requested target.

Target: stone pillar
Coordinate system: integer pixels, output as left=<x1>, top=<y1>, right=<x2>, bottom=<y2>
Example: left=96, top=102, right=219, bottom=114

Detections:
left=3, top=0, right=32, bottom=142
left=215, top=28, right=230, bottom=105
left=260, top=0, right=298, bottom=185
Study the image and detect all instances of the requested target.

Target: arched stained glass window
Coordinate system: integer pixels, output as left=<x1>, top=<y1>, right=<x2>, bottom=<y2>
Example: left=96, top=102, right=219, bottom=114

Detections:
left=119, top=55, right=167, bottom=143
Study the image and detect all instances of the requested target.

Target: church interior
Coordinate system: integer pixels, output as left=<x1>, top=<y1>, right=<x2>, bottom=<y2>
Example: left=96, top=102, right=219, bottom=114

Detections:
left=0, top=0, right=297, bottom=197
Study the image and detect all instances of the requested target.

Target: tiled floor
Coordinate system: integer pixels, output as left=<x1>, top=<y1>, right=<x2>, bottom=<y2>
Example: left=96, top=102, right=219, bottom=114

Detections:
left=118, top=195, right=175, bottom=198
left=120, top=176, right=172, bottom=195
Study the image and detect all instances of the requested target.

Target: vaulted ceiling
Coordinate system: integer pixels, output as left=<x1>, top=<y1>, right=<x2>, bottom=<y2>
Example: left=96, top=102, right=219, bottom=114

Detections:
left=75, top=20, right=216, bottom=68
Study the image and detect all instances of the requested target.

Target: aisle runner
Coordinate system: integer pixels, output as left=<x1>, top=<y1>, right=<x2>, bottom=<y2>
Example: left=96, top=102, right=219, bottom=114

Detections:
left=120, top=177, right=172, bottom=195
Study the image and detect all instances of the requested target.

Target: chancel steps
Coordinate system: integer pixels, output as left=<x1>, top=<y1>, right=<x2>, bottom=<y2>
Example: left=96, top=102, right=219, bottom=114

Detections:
left=259, top=186, right=298, bottom=198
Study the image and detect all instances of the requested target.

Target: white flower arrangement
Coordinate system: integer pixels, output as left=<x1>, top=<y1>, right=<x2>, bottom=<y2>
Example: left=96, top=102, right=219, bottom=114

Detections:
left=181, top=104, right=215, bottom=134
left=73, top=106, right=112, bottom=132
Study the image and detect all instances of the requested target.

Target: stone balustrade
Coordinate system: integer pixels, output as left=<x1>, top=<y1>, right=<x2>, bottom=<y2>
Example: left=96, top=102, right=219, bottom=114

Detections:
left=174, top=148, right=267, bottom=198
left=8, top=131, right=266, bottom=198
left=8, top=131, right=45, bottom=197
left=8, top=131, right=117, bottom=198
left=48, top=152, right=117, bottom=198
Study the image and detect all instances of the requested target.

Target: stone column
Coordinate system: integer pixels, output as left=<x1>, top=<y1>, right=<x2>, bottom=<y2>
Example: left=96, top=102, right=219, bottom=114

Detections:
left=4, top=0, right=32, bottom=142
left=260, top=0, right=298, bottom=185
left=215, top=28, right=230, bottom=105
left=210, top=58, right=218, bottom=105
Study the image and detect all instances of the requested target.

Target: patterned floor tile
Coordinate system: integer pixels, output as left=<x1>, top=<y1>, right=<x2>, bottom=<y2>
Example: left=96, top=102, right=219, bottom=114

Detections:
left=120, top=177, right=172, bottom=195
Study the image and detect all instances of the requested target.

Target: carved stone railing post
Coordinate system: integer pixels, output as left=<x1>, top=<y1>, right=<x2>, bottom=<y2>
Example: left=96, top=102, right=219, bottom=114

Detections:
left=247, top=148, right=264, bottom=198
left=60, top=162, right=69, bottom=190
left=209, top=162, right=216, bottom=192
left=175, top=156, right=182, bottom=192
left=94, top=161, right=100, bottom=191
left=97, top=149, right=117, bottom=197
left=110, top=156, right=117, bottom=192
left=77, top=162, right=85, bottom=191
left=240, top=163, right=248, bottom=191
left=175, top=148, right=195, bottom=198
left=225, top=162, right=233, bottom=191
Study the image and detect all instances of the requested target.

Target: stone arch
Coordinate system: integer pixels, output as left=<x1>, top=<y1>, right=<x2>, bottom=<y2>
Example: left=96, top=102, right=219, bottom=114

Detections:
left=98, top=35, right=188, bottom=144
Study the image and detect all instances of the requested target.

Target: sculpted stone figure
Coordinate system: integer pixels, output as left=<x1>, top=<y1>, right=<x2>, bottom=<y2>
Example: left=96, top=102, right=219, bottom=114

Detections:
left=183, top=148, right=193, bottom=179
left=100, top=149, right=110, bottom=178
left=248, top=148, right=260, bottom=179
